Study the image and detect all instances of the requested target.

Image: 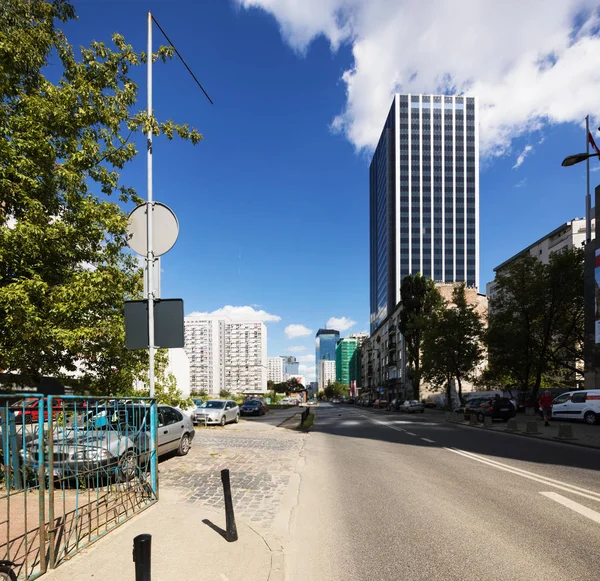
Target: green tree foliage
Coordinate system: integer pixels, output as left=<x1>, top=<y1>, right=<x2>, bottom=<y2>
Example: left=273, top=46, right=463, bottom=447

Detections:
left=135, top=350, right=191, bottom=408
left=422, top=284, right=484, bottom=405
left=219, top=389, right=233, bottom=399
left=486, top=248, right=584, bottom=400
left=190, top=388, right=207, bottom=398
left=273, top=377, right=305, bottom=394
left=398, top=274, right=443, bottom=401
left=323, top=382, right=349, bottom=399
left=0, top=0, right=202, bottom=390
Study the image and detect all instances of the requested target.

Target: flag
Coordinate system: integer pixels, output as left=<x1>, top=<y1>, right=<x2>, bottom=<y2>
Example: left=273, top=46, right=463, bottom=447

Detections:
left=589, top=131, right=600, bottom=155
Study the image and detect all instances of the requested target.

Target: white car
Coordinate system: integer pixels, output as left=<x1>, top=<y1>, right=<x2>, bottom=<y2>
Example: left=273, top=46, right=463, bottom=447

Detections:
left=551, top=390, right=600, bottom=425
left=194, top=400, right=240, bottom=426
left=399, top=400, right=425, bottom=413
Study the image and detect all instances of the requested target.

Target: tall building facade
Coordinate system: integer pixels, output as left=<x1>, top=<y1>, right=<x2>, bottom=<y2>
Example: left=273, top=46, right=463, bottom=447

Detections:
left=370, top=93, right=479, bottom=332
left=315, top=329, right=340, bottom=383
left=184, top=315, right=268, bottom=395
left=281, top=356, right=299, bottom=378
left=318, top=360, right=336, bottom=391
left=268, top=357, right=285, bottom=383
left=335, top=337, right=361, bottom=385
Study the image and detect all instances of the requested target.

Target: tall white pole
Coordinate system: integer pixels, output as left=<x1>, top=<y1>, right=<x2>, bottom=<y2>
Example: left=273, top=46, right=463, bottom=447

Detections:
left=147, top=11, right=155, bottom=397
left=586, top=115, right=592, bottom=243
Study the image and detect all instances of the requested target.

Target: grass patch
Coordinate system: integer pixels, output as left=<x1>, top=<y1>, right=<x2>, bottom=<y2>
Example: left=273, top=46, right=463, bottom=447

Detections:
left=298, top=410, right=315, bottom=431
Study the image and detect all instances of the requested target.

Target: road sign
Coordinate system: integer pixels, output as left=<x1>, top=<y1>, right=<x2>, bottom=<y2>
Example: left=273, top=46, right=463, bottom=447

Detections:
left=124, top=299, right=184, bottom=350
left=126, top=202, right=179, bottom=257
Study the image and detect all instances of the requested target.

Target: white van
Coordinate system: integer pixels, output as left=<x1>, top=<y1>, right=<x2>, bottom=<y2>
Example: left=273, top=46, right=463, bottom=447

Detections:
left=551, top=390, right=600, bottom=425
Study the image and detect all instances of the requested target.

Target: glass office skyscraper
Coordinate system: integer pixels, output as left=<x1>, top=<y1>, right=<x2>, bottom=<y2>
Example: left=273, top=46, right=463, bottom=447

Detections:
left=369, top=94, right=479, bottom=332
left=315, top=328, right=340, bottom=383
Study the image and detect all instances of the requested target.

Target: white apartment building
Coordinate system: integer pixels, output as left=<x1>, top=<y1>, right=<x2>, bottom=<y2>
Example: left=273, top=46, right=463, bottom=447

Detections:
left=184, top=316, right=268, bottom=396
left=318, top=360, right=336, bottom=391
left=224, top=321, right=268, bottom=394
left=486, top=217, right=596, bottom=302
left=268, top=357, right=285, bottom=383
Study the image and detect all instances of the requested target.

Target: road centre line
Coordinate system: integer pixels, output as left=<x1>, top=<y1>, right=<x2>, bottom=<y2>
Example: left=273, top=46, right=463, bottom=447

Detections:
left=540, top=492, right=600, bottom=525
left=405, top=432, right=417, bottom=436
left=446, top=447, right=600, bottom=503
left=421, top=438, right=436, bottom=443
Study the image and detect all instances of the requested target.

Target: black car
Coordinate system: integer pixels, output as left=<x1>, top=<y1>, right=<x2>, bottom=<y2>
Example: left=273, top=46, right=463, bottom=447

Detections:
left=471, top=397, right=516, bottom=422
left=457, top=397, right=488, bottom=415
left=240, top=400, right=265, bottom=416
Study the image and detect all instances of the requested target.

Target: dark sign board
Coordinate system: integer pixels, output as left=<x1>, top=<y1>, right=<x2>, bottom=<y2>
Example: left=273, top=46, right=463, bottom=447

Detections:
left=124, top=299, right=184, bottom=350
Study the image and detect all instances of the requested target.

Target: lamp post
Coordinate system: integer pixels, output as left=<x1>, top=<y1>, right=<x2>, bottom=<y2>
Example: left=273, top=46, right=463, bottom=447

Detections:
left=562, top=130, right=598, bottom=389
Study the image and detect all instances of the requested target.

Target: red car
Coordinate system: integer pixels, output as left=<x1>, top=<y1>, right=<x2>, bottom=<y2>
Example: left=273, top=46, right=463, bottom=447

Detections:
left=12, top=398, right=64, bottom=424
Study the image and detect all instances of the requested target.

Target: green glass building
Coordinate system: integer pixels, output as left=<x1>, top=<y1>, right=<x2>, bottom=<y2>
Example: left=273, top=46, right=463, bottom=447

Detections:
left=335, top=337, right=362, bottom=386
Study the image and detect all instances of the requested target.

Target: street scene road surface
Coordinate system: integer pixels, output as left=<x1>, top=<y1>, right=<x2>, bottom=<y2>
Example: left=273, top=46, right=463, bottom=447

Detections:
left=287, top=404, right=600, bottom=581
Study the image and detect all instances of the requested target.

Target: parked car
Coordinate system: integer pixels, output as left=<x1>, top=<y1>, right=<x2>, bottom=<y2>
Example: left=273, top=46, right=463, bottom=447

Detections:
left=307, top=399, right=318, bottom=406
left=551, top=390, right=600, bottom=425
left=194, top=400, right=240, bottom=426
left=399, top=400, right=425, bottom=413
left=473, top=397, right=516, bottom=422
left=240, top=400, right=266, bottom=416
left=462, top=398, right=489, bottom=416
left=12, top=397, right=64, bottom=424
left=373, top=399, right=388, bottom=409
left=22, top=403, right=194, bottom=481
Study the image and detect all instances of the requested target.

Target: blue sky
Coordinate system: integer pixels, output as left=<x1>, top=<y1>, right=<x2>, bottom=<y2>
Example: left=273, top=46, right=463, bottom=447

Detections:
left=67, top=1, right=600, bottom=380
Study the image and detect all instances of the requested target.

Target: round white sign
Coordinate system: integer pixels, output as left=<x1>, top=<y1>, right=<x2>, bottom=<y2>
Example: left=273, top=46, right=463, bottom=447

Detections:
left=126, top=202, right=179, bottom=257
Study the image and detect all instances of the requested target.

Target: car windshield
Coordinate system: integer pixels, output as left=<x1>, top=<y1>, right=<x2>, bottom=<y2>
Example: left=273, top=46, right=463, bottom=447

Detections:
left=245, top=401, right=260, bottom=406
left=200, top=401, right=226, bottom=409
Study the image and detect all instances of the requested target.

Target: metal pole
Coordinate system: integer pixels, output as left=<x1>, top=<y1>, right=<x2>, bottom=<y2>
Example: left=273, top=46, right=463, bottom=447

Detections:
left=133, top=534, right=152, bottom=581
left=147, top=11, right=155, bottom=397
left=586, top=115, right=591, bottom=243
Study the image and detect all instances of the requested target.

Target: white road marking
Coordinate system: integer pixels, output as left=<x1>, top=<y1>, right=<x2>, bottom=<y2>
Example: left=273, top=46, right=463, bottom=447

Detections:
left=405, top=432, right=417, bottom=436
left=421, top=438, right=436, bottom=443
left=446, top=447, right=600, bottom=503
left=540, top=492, right=600, bottom=525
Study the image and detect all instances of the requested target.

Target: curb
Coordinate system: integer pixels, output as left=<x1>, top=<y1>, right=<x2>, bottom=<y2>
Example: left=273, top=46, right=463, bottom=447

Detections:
left=252, top=531, right=285, bottom=581
left=446, top=419, right=600, bottom=451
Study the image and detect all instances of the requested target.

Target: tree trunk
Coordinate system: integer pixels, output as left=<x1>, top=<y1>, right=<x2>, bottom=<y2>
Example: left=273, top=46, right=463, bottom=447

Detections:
left=456, top=375, right=463, bottom=405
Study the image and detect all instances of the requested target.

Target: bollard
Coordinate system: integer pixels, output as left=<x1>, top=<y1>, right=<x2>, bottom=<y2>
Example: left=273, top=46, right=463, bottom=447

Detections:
left=506, top=418, right=519, bottom=432
left=445, top=412, right=452, bottom=422
left=221, top=469, right=238, bottom=542
left=525, top=421, right=539, bottom=434
left=469, top=414, right=478, bottom=425
left=525, top=407, right=535, bottom=416
left=556, top=424, right=576, bottom=440
left=133, top=534, right=151, bottom=581
left=483, top=416, right=493, bottom=427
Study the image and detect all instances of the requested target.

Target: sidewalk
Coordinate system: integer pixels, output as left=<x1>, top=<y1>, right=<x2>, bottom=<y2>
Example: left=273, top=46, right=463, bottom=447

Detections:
left=41, top=487, right=280, bottom=581
left=447, top=412, right=600, bottom=449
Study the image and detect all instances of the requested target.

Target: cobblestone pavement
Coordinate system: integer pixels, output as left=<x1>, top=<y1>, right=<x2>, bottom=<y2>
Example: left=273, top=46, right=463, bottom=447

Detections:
left=159, top=419, right=306, bottom=533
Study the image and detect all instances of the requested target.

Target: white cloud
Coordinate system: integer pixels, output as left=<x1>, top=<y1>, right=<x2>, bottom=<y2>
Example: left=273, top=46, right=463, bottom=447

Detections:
left=285, top=324, right=313, bottom=339
left=326, top=316, right=356, bottom=332
left=515, top=178, right=528, bottom=188
left=298, top=364, right=316, bottom=381
left=187, top=305, right=281, bottom=322
left=591, top=164, right=600, bottom=172
left=297, top=354, right=316, bottom=363
left=288, top=345, right=307, bottom=352
left=238, top=0, right=600, bottom=157
left=512, top=145, right=533, bottom=169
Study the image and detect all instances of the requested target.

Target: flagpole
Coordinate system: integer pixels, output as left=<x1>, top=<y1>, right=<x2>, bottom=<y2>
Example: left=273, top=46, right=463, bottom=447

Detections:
left=586, top=115, right=591, bottom=244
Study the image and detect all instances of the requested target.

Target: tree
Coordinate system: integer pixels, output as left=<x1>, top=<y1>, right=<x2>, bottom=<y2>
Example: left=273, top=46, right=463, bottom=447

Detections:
left=422, top=284, right=484, bottom=405
left=267, top=380, right=275, bottom=392
left=190, top=388, right=208, bottom=398
left=219, top=389, right=233, bottom=399
left=323, top=382, right=349, bottom=399
left=398, top=274, right=443, bottom=401
left=486, top=248, right=584, bottom=401
left=0, top=1, right=202, bottom=390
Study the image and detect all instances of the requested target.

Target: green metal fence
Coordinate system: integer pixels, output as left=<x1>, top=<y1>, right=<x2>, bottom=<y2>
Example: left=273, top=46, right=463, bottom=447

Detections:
left=0, top=395, right=158, bottom=580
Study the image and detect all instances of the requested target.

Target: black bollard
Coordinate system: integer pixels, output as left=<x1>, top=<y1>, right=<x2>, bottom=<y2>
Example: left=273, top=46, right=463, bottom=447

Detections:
left=133, top=534, right=152, bottom=581
left=221, top=469, right=238, bottom=542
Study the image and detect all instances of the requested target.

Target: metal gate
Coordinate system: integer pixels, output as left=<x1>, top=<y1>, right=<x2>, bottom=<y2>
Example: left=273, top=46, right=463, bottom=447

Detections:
left=0, top=395, right=158, bottom=580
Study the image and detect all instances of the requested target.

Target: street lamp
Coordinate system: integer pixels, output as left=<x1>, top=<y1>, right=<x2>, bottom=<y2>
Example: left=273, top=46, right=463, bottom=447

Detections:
left=561, top=152, right=600, bottom=167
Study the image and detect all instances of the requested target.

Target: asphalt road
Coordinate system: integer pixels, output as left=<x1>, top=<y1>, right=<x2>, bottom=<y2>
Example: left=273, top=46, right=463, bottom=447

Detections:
left=287, top=403, right=600, bottom=581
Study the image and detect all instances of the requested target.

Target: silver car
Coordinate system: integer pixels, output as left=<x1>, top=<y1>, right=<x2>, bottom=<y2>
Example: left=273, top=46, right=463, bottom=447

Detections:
left=400, top=400, right=425, bottom=413
left=194, top=400, right=240, bottom=426
left=23, top=404, right=195, bottom=481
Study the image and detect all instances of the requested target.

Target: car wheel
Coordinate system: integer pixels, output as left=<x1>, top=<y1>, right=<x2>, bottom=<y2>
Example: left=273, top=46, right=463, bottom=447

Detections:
left=177, top=434, right=191, bottom=456
left=235, top=414, right=240, bottom=424
left=220, top=415, right=226, bottom=427
left=584, top=411, right=597, bottom=425
left=477, top=412, right=485, bottom=423
left=117, top=450, right=137, bottom=482
left=0, top=565, right=17, bottom=581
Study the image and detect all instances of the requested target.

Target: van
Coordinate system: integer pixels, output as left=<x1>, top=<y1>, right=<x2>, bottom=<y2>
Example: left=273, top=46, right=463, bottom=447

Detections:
left=551, top=390, right=600, bottom=425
